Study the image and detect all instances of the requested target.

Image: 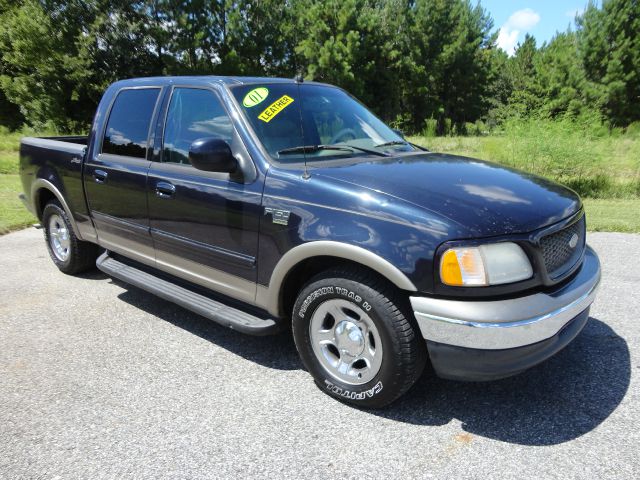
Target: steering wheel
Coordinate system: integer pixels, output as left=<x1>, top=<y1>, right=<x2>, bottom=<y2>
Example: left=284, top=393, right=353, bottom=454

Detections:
left=329, top=128, right=358, bottom=145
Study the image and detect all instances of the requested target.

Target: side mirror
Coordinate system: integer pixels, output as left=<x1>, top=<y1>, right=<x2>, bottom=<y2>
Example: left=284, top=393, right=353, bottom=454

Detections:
left=188, top=137, right=237, bottom=173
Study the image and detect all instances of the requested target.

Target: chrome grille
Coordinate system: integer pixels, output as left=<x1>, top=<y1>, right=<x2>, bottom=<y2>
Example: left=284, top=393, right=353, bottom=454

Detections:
left=540, top=215, right=586, bottom=279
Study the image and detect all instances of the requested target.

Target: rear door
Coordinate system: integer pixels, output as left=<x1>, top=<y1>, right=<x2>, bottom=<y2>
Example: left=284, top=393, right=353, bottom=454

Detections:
left=84, top=87, right=161, bottom=264
left=146, top=86, right=263, bottom=304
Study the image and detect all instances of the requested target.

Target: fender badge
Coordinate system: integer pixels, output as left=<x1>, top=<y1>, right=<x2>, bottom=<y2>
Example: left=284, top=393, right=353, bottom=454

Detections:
left=264, top=207, right=290, bottom=226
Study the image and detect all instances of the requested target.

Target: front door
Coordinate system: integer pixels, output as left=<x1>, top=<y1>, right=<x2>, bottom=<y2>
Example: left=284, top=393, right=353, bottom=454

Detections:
left=146, top=87, right=263, bottom=304
left=84, top=87, right=161, bottom=264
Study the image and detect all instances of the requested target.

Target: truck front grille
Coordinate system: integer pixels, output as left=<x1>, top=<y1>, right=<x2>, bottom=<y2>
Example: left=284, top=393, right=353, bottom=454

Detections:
left=539, top=215, right=586, bottom=279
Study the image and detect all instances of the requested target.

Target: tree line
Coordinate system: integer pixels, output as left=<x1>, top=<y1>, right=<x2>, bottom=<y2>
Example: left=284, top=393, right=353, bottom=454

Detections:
left=0, top=0, right=638, bottom=134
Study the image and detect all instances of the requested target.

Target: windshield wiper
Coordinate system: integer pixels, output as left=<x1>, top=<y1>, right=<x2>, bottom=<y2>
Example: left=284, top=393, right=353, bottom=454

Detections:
left=375, top=140, right=409, bottom=148
left=278, top=144, right=354, bottom=155
left=278, top=144, right=388, bottom=157
left=376, top=139, right=430, bottom=152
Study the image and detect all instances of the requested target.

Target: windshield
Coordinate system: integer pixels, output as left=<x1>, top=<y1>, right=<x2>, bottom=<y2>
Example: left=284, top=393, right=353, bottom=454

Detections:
left=230, top=83, right=416, bottom=163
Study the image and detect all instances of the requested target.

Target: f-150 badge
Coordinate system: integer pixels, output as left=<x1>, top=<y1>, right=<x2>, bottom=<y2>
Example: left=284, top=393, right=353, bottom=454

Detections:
left=264, top=207, right=291, bottom=226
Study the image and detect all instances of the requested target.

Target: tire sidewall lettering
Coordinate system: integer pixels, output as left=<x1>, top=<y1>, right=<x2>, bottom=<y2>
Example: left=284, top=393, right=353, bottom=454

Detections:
left=298, top=285, right=372, bottom=319
left=324, top=379, right=383, bottom=400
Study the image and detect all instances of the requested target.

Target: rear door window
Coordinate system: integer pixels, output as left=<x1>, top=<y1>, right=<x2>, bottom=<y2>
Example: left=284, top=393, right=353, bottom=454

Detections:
left=102, top=88, right=160, bottom=158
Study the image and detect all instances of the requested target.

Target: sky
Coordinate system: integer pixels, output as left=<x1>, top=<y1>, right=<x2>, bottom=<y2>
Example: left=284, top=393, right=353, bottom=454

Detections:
left=480, top=0, right=595, bottom=55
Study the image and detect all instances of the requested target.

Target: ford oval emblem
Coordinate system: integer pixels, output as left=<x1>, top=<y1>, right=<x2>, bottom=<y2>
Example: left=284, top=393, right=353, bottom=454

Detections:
left=569, top=233, right=579, bottom=249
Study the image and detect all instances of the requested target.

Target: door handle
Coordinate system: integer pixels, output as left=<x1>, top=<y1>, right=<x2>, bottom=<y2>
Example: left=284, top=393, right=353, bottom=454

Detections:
left=155, top=181, right=176, bottom=198
left=94, top=169, right=108, bottom=184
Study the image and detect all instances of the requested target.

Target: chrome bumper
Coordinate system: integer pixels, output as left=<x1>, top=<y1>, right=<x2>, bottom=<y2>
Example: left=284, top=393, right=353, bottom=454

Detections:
left=410, top=246, right=601, bottom=350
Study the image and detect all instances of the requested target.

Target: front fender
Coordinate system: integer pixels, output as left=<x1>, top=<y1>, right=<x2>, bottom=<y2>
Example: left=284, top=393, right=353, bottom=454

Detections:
left=256, top=168, right=461, bottom=315
left=257, top=240, right=418, bottom=316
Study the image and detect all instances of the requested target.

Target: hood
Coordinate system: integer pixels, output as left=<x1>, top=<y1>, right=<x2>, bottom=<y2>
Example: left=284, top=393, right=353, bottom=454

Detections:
left=312, top=153, right=581, bottom=238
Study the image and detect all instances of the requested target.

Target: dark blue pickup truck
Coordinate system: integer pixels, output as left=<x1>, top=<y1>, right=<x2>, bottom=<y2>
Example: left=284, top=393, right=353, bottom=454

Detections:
left=19, top=76, right=600, bottom=407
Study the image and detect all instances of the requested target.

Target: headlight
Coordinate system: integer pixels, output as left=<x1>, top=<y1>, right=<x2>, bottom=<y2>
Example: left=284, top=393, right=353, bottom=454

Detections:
left=440, top=242, right=533, bottom=287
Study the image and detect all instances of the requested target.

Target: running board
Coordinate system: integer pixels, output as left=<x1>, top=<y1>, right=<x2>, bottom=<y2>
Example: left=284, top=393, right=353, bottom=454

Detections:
left=96, top=252, right=280, bottom=335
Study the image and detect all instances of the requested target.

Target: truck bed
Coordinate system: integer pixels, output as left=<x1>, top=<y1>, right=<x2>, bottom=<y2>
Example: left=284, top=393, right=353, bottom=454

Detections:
left=19, top=135, right=90, bottom=228
left=21, top=135, right=88, bottom=153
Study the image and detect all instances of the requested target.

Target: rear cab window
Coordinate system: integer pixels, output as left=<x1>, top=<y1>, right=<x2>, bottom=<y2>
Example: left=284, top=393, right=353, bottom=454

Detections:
left=102, top=88, right=160, bottom=158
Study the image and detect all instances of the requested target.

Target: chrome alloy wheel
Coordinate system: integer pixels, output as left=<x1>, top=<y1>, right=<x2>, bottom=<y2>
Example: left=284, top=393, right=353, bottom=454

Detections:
left=309, top=298, right=383, bottom=385
left=48, top=214, right=71, bottom=262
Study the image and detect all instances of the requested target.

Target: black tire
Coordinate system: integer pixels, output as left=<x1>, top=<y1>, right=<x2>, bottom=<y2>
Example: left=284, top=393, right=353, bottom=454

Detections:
left=42, top=200, right=99, bottom=275
left=292, top=266, right=427, bottom=408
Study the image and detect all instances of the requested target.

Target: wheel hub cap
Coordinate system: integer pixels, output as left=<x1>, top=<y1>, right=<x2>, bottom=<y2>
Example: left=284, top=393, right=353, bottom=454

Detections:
left=309, top=298, right=383, bottom=386
left=335, top=320, right=365, bottom=358
left=48, top=214, right=71, bottom=262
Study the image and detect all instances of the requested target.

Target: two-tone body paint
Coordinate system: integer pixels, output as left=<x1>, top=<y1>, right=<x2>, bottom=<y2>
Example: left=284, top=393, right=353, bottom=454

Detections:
left=19, top=137, right=96, bottom=241
left=257, top=166, right=458, bottom=293
left=20, top=76, right=584, bottom=319
left=256, top=153, right=582, bottom=295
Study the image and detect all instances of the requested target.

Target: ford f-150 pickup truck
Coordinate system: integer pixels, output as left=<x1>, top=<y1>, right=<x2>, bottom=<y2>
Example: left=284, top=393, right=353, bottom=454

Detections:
left=19, top=76, right=601, bottom=407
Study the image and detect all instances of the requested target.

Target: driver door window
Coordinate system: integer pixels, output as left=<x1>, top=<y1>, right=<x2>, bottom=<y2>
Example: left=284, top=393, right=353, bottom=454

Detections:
left=163, top=88, right=233, bottom=164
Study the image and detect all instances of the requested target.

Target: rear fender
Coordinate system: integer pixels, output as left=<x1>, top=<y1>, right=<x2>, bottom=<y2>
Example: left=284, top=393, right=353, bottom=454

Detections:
left=31, top=179, right=83, bottom=239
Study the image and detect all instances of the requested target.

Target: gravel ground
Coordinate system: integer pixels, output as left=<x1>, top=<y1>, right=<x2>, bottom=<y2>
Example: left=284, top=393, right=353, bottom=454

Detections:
left=0, top=228, right=638, bottom=479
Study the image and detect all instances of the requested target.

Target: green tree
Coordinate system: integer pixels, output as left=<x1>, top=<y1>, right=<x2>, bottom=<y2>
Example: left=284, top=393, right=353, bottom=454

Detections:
left=0, top=1, right=23, bottom=129
left=0, top=1, right=165, bottom=130
left=534, top=31, right=587, bottom=119
left=483, top=47, right=511, bottom=127
left=578, top=0, right=640, bottom=126
left=295, top=0, right=407, bottom=122
left=0, top=0, right=84, bottom=130
left=405, top=0, right=496, bottom=133
left=500, top=34, right=540, bottom=118
left=219, top=0, right=302, bottom=76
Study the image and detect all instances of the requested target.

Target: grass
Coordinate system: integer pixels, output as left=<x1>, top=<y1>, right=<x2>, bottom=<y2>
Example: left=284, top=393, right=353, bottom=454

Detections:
left=0, top=130, right=23, bottom=174
left=408, top=118, right=640, bottom=232
left=0, top=122, right=639, bottom=234
left=0, top=128, right=50, bottom=233
left=583, top=199, right=640, bottom=233
left=0, top=174, right=36, bottom=234
left=409, top=117, right=640, bottom=199
left=0, top=129, right=37, bottom=233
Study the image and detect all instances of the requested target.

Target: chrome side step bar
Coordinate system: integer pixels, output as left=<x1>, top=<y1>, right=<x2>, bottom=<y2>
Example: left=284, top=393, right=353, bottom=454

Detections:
left=96, top=252, right=280, bottom=336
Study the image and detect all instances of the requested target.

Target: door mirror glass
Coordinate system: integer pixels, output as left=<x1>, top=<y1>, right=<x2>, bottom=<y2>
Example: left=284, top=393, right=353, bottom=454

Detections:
left=188, top=137, right=237, bottom=172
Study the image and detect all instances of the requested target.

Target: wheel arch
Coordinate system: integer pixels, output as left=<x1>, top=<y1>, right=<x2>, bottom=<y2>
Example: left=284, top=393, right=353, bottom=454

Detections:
left=257, top=241, right=417, bottom=318
left=31, top=179, right=82, bottom=239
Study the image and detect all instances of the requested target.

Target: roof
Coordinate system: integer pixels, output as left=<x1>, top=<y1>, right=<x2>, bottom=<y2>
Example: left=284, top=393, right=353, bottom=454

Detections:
left=110, top=75, right=322, bottom=89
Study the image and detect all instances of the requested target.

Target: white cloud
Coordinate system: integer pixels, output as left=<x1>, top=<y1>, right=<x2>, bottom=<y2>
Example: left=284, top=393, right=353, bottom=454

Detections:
left=496, top=29, right=521, bottom=56
left=507, top=8, right=541, bottom=30
left=496, top=8, right=541, bottom=56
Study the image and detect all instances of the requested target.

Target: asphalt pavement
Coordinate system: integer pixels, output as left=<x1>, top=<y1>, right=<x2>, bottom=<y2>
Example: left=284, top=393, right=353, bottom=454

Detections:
left=1, top=227, right=638, bottom=479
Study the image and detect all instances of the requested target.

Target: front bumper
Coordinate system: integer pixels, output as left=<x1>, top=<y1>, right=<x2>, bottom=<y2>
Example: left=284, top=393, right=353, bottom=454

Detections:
left=410, top=245, right=601, bottom=380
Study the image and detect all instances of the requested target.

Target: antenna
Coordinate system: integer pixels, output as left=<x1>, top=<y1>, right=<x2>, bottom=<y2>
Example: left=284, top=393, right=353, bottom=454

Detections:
left=294, top=75, right=310, bottom=180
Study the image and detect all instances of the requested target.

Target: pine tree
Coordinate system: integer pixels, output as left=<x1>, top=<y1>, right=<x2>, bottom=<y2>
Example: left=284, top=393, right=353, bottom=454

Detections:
left=578, top=0, right=640, bottom=126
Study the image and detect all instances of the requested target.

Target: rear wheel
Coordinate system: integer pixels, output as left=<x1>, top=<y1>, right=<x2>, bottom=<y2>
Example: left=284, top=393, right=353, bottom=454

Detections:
left=292, top=267, right=427, bottom=408
left=42, top=201, right=99, bottom=274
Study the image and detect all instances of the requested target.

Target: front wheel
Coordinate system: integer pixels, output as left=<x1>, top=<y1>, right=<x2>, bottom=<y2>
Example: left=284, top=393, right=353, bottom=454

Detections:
left=292, top=267, right=427, bottom=408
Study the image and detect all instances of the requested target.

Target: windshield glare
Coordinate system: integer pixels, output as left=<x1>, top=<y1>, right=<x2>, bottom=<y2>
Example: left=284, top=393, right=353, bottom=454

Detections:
left=230, top=83, right=414, bottom=163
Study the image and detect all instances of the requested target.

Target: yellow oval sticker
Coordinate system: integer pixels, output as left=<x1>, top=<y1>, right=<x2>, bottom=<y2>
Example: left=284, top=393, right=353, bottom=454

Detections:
left=242, top=87, right=269, bottom=108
